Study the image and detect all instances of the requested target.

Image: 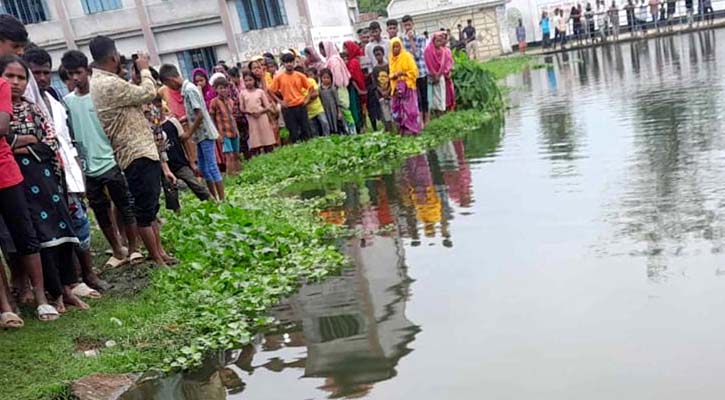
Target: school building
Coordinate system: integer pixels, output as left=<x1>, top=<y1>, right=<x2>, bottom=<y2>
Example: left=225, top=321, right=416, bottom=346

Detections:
left=386, top=0, right=512, bottom=59
left=1, top=0, right=358, bottom=95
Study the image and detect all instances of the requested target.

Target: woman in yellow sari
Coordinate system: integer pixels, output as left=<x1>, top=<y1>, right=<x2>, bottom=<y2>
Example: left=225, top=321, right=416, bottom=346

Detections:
left=389, top=37, right=421, bottom=135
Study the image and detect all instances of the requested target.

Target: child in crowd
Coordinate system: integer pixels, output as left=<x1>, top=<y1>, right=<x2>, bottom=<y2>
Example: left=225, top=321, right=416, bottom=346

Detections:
left=209, top=77, right=242, bottom=175
left=374, top=66, right=394, bottom=132
left=319, top=68, right=343, bottom=134
left=240, top=72, right=276, bottom=155
left=158, top=64, right=225, bottom=201
left=270, top=53, right=315, bottom=143
left=367, top=46, right=388, bottom=131
left=373, top=45, right=387, bottom=67
left=303, top=67, right=330, bottom=137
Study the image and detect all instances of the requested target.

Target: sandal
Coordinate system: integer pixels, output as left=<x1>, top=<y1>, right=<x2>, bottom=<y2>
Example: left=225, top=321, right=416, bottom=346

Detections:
left=36, top=304, right=59, bottom=321
left=71, top=283, right=102, bottom=299
left=129, top=252, right=145, bottom=265
left=104, top=255, right=128, bottom=269
left=0, top=312, right=24, bottom=329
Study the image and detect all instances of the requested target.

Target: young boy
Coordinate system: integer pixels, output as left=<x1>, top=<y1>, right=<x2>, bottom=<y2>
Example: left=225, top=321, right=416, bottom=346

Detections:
left=158, top=64, right=225, bottom=201
left=209, top=77, right=242, bottom=175
left=302, top=67, right=329, bottom=137
left=270, top=53, right=316, bottom=143
left=373, top=46, right=387, bottom=67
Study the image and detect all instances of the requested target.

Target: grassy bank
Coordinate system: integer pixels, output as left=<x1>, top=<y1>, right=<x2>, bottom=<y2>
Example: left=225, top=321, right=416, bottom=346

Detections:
left=0, top=56, right=522, bottom=400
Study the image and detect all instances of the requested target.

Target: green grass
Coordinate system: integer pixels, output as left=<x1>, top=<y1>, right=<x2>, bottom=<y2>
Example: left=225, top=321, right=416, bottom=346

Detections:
left=474, top=54, right=536, bottom=80
left=0, top=57, right=514, bottom=400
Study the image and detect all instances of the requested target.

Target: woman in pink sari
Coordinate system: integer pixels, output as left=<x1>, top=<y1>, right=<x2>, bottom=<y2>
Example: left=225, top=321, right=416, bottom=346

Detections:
left=424, top=31, right=455, bottom=116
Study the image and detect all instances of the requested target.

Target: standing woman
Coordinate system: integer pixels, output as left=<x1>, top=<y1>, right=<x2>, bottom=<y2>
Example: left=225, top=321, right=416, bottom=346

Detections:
left=343, top=41, right=367, bottom=134
left=0, top=56, right=86, bottom=313
left=424, top=31, right=453, bottom=118
left=319, top=41, right=356, bottom=135
left=389, top=37, right=421, bottom=136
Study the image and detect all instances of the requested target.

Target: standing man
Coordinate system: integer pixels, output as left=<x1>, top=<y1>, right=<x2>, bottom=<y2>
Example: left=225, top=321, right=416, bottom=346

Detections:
left=387, top=19, right=399, bottom=40
left=89, top=35, right=173, bottom=267
left=462, top=19, right=478, bottom=59
left=270, top=53, right=316, bottom=143
left=365, top=21, right=389, bottom=70
left=358, top=28, right=373, bottom=74
left=401, top=15, right=430, bottom=126
left=61, top=49, right=144, bottom=269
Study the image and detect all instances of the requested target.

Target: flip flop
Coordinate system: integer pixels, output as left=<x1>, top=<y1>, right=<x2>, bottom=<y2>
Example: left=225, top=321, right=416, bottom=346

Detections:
left=71, top=283, right=102, bottom=299
left=104, top=255, right=128, bottom=269
left=36, top=304, right=59, bottom=321
left=0, top=312, right=24, bottom=329
left=129, top=252, right=145, bottom=265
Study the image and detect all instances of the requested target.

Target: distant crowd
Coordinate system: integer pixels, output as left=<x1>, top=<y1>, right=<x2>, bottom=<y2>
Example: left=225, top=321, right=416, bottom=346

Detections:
left=517, top=0, right=716, bottom=52
left=0, top=12, right=460, bottom=329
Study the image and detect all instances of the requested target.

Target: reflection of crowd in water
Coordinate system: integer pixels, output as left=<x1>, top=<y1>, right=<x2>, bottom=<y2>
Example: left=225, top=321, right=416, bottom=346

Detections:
left=321, top=139, right=472, bottom=247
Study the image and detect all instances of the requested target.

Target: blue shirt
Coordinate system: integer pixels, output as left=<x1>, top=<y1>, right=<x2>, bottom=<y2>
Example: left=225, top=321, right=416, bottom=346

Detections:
left=402, top=33, right=428, bottom=78
left=541, top=17, right=551, bottom=34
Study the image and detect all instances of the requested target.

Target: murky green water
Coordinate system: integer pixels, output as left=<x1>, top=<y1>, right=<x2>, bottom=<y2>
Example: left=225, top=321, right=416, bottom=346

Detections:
left=123, top=29, right=725, bottom=399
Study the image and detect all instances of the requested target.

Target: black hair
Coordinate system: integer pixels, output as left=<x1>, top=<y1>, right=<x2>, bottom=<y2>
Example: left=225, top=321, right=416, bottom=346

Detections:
left=263, top=52, right=274, bottom=60
left=293, top=65, right=305, bottom=73
left=369, top=21, right=381, bottom=31
left=401, top=15, right=413, bottom=23
left=373, top=45, right=385, bottom=55
left=58, top=65, right=69, bottom=82
left=0, top=55, right=29, bottom=77
left=306, top=67, right=318, bottom=76
left=212, top=76, right=229, bottom=87
left=241, top=71, right=258, bottom=88
left=158, top=64, right=180, bottom=82
left=387, top=19, right=398, bottom=27
left=0, top=14, right=28, bottom=44
left=60, top=50, right=89, bottom=71
left=228, top=66, right=240, bottom=78
left=22, top=47, right=52, bottom=68
left=149, top=66, right=159, bottom=81
left=319, top=68, right=333, bottom=80
left=280, top=53, right=295, bottom=63
left=467, top=19, right=472, bottom=24
left=89, top=35, right=116, bottom=63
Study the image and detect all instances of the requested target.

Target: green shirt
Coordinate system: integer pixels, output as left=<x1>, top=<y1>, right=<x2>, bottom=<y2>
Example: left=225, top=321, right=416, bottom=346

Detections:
left=64, top=92, right=117, bottom=177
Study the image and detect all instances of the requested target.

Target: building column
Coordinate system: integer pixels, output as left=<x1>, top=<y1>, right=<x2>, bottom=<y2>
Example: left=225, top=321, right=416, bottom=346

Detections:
left=217, top=0, right=240, bottom=61
left=50, top=0, right=77, bottom=50
left=133, top=0, right=160, bottom=65
left=296, top=0, right=314, bottom=47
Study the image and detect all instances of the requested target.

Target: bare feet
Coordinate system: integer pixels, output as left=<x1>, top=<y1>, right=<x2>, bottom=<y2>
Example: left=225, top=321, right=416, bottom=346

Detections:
left=62, top=287, right=90, bottom=310
left=54, top=297, right=67, bottom=313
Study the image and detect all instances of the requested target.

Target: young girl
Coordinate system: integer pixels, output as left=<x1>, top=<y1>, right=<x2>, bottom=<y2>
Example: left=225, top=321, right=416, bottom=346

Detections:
left=1, top=56, right=86, bottom=315
left=319, top=68, right=343, bottom=134
left=240, top=72, right=276, bottom=155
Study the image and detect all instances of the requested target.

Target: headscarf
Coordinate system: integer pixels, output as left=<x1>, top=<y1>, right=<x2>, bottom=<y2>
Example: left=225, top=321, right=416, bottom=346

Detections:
left=322, top=41, right=351, bottom=88
left=304, top=46, right=324, bottom=71
left=424, top=31, right=454, bottom=77
left=192, top=68, right=216, bottom=108
left=209, top=72, right=226, bottom=87
left=389, top=37, right=418, bottom=93
left=343, top=41, right=367, bottom=92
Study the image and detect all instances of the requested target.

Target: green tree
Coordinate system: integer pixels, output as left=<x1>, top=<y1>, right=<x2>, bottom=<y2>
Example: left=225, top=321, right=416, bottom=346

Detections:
left=358, top=0, right=389, bottom=15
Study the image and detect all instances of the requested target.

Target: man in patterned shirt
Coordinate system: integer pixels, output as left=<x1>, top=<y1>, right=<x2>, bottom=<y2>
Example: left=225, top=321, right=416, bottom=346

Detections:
left=401, top=15, right=430, bottom=126
left=89, top=35, right=174, bottom=267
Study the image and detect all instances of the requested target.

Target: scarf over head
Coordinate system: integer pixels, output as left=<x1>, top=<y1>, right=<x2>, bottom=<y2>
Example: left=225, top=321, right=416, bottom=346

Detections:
left=322, top=41, right=351, bottom=88
left=343, top=41, right=367, bottom=91
left=192, top=67, right=216, bottom=108
left=389, top=37, right=418, bottom=93
left=424, top=31, right=454, bottom=77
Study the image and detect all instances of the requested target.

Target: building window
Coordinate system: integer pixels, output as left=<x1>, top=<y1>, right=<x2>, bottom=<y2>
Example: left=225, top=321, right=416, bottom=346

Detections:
left=1, top=0, right=49, bottom=24
left=236, top=0, right=288, bottom=32
left=81, top=0, right=122, bottom=14
left=176, top=47, right=217, bottom=81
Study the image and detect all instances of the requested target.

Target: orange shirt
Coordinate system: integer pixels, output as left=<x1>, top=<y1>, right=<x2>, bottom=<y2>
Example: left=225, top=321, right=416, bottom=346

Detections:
left=271, top=71, right=311, bottom=107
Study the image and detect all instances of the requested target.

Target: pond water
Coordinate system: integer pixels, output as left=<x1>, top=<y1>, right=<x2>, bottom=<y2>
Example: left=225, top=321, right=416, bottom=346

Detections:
left=123, top=29, right=725, bottom=399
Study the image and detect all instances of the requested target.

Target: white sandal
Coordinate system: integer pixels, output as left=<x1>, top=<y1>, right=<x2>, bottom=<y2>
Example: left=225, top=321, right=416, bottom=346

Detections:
left=71, top=283, right=102, bottom=299
left=104, top=255, right=128, bottom=269
left=1, top=312, right=24, bottom=329
left=36, top=304, right=59, bottom=321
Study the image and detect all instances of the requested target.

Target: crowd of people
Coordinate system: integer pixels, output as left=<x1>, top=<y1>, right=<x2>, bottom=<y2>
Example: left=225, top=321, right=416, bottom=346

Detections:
left=522, top=0, right=717, bottom=52
left=0, top=13, right=459, bottom=329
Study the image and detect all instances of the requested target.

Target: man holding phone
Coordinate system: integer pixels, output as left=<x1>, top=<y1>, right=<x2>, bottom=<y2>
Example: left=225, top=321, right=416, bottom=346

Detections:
left=89, top=35, right=175, bottom=267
